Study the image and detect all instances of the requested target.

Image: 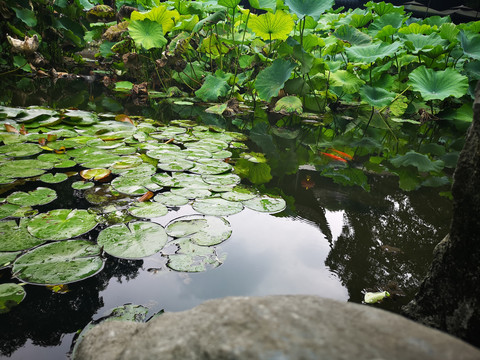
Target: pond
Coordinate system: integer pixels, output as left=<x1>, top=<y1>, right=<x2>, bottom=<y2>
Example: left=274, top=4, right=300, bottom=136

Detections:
left=0, top=78, right=453, bottom=359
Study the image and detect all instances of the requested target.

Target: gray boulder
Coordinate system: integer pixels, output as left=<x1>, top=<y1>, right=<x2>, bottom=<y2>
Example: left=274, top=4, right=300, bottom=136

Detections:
left=74, top=295, right=480, bottom=360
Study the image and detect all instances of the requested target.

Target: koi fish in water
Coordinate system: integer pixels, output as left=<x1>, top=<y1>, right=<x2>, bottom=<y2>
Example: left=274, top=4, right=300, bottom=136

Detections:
left=320, top=152, right=348, bottom=163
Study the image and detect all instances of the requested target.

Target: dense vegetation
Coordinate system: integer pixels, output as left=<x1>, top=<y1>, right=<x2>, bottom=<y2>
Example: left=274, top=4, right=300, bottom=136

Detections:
left=2, top=0, right=480, bottom=192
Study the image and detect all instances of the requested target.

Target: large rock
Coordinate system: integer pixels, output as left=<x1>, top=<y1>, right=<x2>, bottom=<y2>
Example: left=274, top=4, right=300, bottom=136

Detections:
left=74, top=295, right=480, bottom=360
left=403, top=81, right=480, bottom=346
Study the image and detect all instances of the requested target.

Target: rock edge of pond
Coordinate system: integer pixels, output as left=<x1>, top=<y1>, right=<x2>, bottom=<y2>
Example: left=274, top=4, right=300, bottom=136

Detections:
left=74, top=295, right=480, bottom=360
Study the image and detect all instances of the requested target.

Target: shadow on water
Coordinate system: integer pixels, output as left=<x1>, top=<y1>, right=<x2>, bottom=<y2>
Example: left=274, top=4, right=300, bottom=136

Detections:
left=0, top=77, right=453, bottom=359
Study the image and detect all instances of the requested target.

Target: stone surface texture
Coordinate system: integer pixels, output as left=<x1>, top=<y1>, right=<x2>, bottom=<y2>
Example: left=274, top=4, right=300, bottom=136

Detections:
left=403, top=81, right=480, bottom=347
left=74, top=295, right=480, bottom=360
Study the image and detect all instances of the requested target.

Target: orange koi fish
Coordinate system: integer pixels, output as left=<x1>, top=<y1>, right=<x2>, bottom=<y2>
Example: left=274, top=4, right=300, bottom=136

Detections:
left=329, top=148, right=353, bottom=160
left=320, top=152, right=348, bottom=162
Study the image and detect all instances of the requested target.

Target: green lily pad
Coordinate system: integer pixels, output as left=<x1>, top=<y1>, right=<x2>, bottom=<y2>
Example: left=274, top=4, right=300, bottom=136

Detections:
left=153, top=191, right=189, bottom=206
left=192, top=197, right=244, bottom=216
left=166, top=214, right=232, bottom=246
left=185, top=139, right=229, bottom=152
left=0, top=219, right=47, bottom=252
left=39, top=173, right=69, bottom=184
left=12, top=240, right=103, bottom=285
left=62, top=109, right=99, bottom=126
left=170, top=187, right=212, bottom=199
left=221, top=186, right=258, bottom=201
left=157, top=159, right=195, bottom=172
left=27, top=209, right=98, bottom=240
left=0, top=204, right=22, bottom=220
left=0, top=159, right=52, bottom=178
left=97, top=221, right=168, bottom=259
left=0, top=283, right=26, bottom=313
left=0, top=251, right=21, bottom=269
left=0, top=143, right=42, bottom=157
left=128, top=202, right=168, bottom=218
left=202, top=173, right=241, bottom=186
left=189, top=159, right=232, bottom=175
left=165, top=237, right=225, bottom=272
left=6, top=187, right=57, bottom=206
left=72, top=181, right=95, bottom=190
left=111, top=175, right=162, bottom=195
left=242, top=195, right=286, bottom=213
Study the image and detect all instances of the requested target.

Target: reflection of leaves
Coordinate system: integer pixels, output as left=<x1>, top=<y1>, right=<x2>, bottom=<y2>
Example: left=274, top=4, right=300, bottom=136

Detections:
left=321, top=167, right=370, bottom=192
left=390, top=150, right=444, bottom=172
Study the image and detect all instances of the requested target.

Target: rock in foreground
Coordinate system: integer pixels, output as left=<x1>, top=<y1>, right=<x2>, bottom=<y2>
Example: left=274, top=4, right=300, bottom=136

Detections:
left=74, top=295, right=480, bottom=360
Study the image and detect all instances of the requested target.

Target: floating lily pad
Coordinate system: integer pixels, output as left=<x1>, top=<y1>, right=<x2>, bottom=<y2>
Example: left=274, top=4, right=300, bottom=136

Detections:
left=80, top=168, right=112, bottom=181
left=192, top=197, right=244, bottom=216
left=170, top=187, right=212, bottom=199
left=12, top=240, right=103, bottom=285
left=72, top=181, right=95, bottom=190
left=153, top=191, right=189, bottom=206
left=128, top=202, right=168, bottom=218
left=165, top=214, right=232, bottom=246
left=0, top=251, right=21, bottom=269
left=97, top=221, right=168, bottom=259
left=27, top=209, right=98, bottom=240
left=62, top=109, right=99, bottom=126
left=0, top=283, right=26, bottom=313
left=165, top=237, right=225, bottom=272
left=111, top=175, right=162, bottom=195
left=39, top=173, right=69, bottom=184
left=84, top=184, right=127, bottom=205
left=0, top=219, right=47, bottom=251
left=6, top=187, right=57, bottom=206
left=157, top=159, right=195, bottom=172
left=221, top=186, right=257, bottom=201
left=151, top=173, right=181, bottom=187
left=0, top=203, right=22, bottom=220
left=189, top=159, right=232, bottom=175
left=202, top=173, right=241, bottom=186
left=242, top=195, right=286, bottom=213
left=0, top=143, right=42, bottom=157
left=0, top=159, right=52, bottom=178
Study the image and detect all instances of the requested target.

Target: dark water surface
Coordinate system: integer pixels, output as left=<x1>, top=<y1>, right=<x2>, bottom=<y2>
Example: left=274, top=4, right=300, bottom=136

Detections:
left=0, top=78, right=452, bottom=359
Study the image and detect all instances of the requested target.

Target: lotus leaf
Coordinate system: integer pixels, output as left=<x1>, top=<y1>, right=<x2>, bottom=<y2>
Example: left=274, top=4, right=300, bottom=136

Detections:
left=242, top=195, right=286, bottom=213
left=285, top=0, right=334, bottom=19
left=128, top=202, right=168, bottom=218
left=97, top=221, right=168, bottom=259
left=255, top=59, right=296, bottom=102
left=154, top=192, right=189, bottom=206
left=131, top=5, right=180, bottom=34
left=72, top=181, right=95, bottom=190
left=345, top=41, right=401, bottom=64
left=359, top=85, right=395, bottom=108
left=274, top=96, right=303, bottom=114
left=166, top=215, right=232, bottom=246
left=0, top=283, right=26, bottom=314
left=0, top=219, right=46, bottom=252
left=0, top=143, right=42, bottom=157
left=6, top=187, right=57, bottom=206
left=195, top=75, right=230, bottom=102
left=334, top=25, right=372, bottom=46
left=460, top=31, right=480, bottom=60
left=27, top=209, right=98, bottom=240
left=390, top=150, right=444, bottom=172
left=330, top=70, right=365, bottom=94
left=408, top=66, right=468, bottom=101
left=12, top=240, right=103, bottom=285
left=165, top=237, right=224, bottom=272
left=218, top=0, right=240, bottom=7
left=129, top=19, right=167, bottom=50
left=249, top=10, right=294, bottom=41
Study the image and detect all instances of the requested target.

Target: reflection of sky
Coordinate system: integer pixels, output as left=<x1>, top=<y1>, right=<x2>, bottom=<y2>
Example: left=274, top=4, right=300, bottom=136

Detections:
left=95, top=207, right=348, bottom=318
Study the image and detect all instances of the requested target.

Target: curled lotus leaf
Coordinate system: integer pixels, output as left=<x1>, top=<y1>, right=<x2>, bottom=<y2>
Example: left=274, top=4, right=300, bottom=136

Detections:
left=97, top=221, right=168, bottom=259
left=6, top=187, right=57, bottom=206
left=27, top=209, right=98, bottom=240
left=0, top=283, right=26, bottom=314
left=12, top=240, right=103, bottom=285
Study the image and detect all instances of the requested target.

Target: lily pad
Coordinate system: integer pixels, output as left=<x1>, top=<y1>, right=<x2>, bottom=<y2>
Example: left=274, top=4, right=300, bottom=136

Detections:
left=166, top=215, right=232, bottom=246
left=242, top=195, right=286, bottom=213
left=39, top=173, right=69, bottom=184
left=80, top=168, right=112, bottom=181
left=165, top=237, right=224, bottom=272
left=0, top=143, right=42, bottom=157
left=27, top=209, right=98, bottom=240
left=153, top=192, right=189, bottom=206
left=1, top=251, right=21, bottom=269
left=221, top=186, right=258, bottom=201
left=111, top=175, right=162, bottom=195
left=72, top=181, right=95, bottom=190
left=0, top=219, right=47, bottom=252
left=128, top=202, right=168, bottom=218
left=192, top=197, right=244, bottom=216
left=12, top=240, right=103, bottom=285
left=170, top=187, right=212, bottom=199
left=97, top=221, right=168, bottom=259
left=0, top=283, right=26, bottom=313
left=157, top=159, right=195, bottom=172
left=0, top=159, right=52, bottom=178
left=189, top=159, right=232, bottom=175
left=6, top=187, right=57, bottom=207
left=202, top=173, right=241, bottom=186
